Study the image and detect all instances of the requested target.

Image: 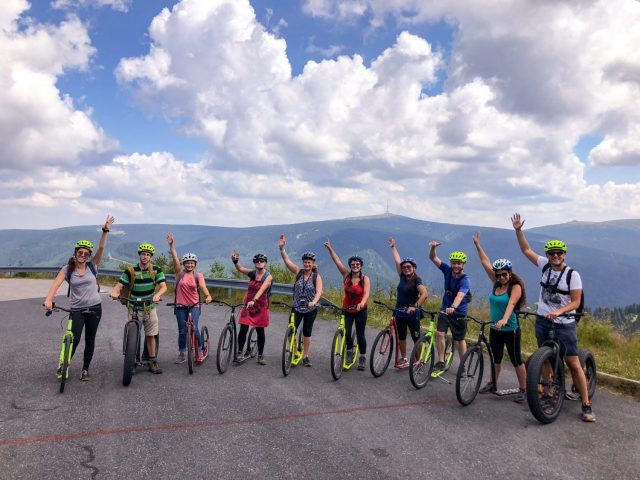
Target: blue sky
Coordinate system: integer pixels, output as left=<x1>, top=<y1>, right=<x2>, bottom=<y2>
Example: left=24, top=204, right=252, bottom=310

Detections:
left=1, top=0, right=639, bottom=229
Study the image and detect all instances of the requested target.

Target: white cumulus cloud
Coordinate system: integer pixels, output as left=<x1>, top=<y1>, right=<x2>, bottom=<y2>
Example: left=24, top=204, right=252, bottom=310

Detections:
left=0, top=2, right=116, bottom=171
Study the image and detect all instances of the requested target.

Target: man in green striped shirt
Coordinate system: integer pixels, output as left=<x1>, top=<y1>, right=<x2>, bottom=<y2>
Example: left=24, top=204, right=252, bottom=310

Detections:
left=111, top=242, right=167, bottom=373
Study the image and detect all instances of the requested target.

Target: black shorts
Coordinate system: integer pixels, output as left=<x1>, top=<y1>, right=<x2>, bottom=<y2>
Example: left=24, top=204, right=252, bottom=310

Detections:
left=294, top=309, right=318, bottom=338
left=395, top=314, right=420, bottom=342
left=489, top=327, right=523, bottom=366
left=437, top=313, right=467, bottom=342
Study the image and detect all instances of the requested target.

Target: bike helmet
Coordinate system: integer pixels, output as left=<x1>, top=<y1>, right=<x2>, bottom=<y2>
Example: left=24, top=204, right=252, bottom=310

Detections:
left=137, top=242, right=156, bottom=255
left=400, top=257, right=417, bottom=268
left=449, top=251, right=467, bottom=263
left=301, top=252, right=316, bottom=261
left=348, top=255, right=364, bottom=266
left=544, top=239, right=567, bottom=253
left=75, top=239, right=94, bottom=252
left=181, top=252, right=198, bottom=264
left=492, top=258, right=512, bottom=271
left=253, top=253, right=268, bottom=263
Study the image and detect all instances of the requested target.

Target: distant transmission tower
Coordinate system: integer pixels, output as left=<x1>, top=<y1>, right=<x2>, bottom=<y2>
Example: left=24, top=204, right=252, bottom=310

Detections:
left=385, top=201, right=390, bottom=215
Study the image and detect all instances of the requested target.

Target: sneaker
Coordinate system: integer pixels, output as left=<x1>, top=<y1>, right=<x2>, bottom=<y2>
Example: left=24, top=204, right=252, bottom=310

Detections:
left=357, top=355, right=366, bottom=371
left=433, top=361, right=446, bottom=373
left=581, top=403, right=596, bottom=422
left=302, top=357, right=312, bottom=367
left=479, top=382, right=495, bottom=394
left=148, top=361, right=163, bottom=374
left=346, top=349, right=355, bottom=364
left=513, top=388, right=526, bottom=403
left=80, top=370, right=90, bottom=381
left=396, top=357, right=409, bottom=368
left=257, top=355, right=267, bottom=366
left=174, top=352, right=186, bottom=364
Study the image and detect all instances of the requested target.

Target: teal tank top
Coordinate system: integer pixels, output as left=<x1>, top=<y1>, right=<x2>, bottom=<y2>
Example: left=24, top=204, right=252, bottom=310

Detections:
left=488, top=289, right=518, bottom=331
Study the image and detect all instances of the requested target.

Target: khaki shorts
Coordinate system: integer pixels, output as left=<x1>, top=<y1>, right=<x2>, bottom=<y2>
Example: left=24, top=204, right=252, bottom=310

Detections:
left=127, top=307, right=159, bottom=337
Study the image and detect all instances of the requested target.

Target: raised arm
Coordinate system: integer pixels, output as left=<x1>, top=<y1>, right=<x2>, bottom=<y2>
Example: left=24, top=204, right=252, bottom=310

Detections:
left=428, top=241, right=442, bottom=268
left=389, top=237, right=402, bottom=275
left=231, top=250, right=252, bottom=276
left=279, top=234, right=300, bottom=274
left=511, top=213, right=539, bottom=266
left=167, top=232, right=182, bottom=275
left=323, top=239, right=349, bottom=277
left=472, top=232, right=496, bottom=282
left=93, top=215, right=115, bottom=267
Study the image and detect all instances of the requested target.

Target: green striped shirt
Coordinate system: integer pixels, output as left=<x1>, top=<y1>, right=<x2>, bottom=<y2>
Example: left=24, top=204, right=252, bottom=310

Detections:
left=118, top=264, right=166, bottom=301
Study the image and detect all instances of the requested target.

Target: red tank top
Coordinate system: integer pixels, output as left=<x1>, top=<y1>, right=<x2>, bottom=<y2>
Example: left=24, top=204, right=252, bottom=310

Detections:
left=343, top=274, right=367, bottom=313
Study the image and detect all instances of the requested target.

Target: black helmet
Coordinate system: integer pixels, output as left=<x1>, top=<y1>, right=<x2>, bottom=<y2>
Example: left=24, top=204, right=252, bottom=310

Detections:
left=301, top=252, right=316, bottom=261
left=252, top=253, right=268, bottom=263
left=348, top=255, right=364, bottom=266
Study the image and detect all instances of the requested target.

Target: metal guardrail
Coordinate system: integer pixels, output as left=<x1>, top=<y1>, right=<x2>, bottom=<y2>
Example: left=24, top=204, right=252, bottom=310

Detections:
left=0, top=266, right=294, bottom=296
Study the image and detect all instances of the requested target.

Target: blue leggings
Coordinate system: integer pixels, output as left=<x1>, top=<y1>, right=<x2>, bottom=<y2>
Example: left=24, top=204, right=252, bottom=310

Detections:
left=175, top=306, right=202, bottom=352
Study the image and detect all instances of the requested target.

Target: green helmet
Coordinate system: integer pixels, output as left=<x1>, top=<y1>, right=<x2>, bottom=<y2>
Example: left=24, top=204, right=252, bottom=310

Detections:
left=449, top=251, right=467, bottom=263
left=75, top=240, right=94, bottom=252
left=544, top=240, right=567, bottom=253
left=137, top=242, right=156, bottom=255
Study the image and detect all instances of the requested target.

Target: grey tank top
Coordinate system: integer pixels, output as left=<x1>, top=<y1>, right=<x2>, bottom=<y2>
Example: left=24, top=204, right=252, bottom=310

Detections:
left=62, top=265, right=101, bottom=309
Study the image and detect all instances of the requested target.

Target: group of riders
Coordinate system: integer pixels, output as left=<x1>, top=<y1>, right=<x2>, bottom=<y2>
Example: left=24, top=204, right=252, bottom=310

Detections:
left=44, top=213, right=595, bottom=423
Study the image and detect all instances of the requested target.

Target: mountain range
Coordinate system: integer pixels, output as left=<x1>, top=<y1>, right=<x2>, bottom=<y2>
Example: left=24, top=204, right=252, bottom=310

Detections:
left=1, top=214, right=639, bottom=308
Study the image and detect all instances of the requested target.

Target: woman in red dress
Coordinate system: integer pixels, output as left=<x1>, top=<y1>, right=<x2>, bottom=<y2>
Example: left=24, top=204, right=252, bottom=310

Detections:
left=231, top=250, right=273, bottom=365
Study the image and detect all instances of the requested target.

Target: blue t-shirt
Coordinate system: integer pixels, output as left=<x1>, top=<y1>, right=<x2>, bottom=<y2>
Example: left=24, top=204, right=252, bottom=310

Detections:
left=438, top=263, right=470, bottom=315
left=395, top=273, right=424, bottom=318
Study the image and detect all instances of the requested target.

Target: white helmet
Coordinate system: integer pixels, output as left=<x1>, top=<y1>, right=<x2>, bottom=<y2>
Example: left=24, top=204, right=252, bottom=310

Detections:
left=182, top=253, right=198, bottom=264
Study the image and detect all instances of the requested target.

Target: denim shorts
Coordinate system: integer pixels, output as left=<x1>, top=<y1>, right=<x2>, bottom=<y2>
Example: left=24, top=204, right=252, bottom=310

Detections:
left=535, top=319, right=578, bottom=356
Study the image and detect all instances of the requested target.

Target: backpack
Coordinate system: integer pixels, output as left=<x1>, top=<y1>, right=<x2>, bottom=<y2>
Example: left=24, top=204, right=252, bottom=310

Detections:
left=445, top=270, right=472, bottom=304
left=66, top=260, right=98, bottom=297
left=255, top=270, right=272, bottom=298
left=120, top=264, right=156, bottom=305
left=295, top=270, right=318, bottom=285
left=173, top=269, right=203, bottom=312
left=540, top=263, right=585, bottom=319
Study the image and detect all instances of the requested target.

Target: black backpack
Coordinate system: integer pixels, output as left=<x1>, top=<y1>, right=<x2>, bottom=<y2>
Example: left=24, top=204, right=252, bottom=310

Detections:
left=540, top=264, right=585, bottom=318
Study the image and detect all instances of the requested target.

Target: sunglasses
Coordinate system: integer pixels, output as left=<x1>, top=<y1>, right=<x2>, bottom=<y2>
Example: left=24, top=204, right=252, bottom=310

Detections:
left=547, top=251, right=565, bottom=257
left=76, top=250, right=91, bottom=257
left=495, top=272, right=509, bottom=278
left=254, top=260, right=266, bottom=264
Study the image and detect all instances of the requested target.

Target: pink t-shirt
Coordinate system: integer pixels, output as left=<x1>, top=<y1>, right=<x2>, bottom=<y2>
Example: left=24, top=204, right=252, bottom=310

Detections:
left=176, top=271, right=204, bottom=305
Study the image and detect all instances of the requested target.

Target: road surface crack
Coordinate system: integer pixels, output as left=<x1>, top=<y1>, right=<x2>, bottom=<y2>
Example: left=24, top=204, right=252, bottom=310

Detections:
left=80, top=445, right=99, bottom=479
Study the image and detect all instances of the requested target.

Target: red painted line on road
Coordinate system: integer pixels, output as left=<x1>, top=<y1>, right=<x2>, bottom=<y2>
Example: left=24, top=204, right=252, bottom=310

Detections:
left=0, top=397, right=454, bottom=447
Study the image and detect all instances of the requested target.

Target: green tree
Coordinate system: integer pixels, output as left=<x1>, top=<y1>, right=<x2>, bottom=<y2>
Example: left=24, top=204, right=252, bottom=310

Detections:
left=208, top=261, right=228, bottom=279
left=268, top=263, right=294, bottom=283
left=153, top=253, right=175, bottom=274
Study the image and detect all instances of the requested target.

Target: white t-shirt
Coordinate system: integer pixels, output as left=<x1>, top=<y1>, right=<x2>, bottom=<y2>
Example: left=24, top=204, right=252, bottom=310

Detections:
left=536, top=256, right=582, bottom=324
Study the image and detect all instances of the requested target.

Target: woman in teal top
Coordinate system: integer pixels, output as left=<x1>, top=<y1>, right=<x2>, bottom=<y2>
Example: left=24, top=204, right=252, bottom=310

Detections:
left=473, top=233, right=527, bottom=402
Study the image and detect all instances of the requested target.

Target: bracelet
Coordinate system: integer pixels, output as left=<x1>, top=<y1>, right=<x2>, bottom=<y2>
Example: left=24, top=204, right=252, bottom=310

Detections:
left=102, top=227, right=110, bottom=233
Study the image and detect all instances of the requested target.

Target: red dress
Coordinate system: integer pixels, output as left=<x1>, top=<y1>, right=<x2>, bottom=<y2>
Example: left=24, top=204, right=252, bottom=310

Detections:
left=240, top=270, right=270, bottom=328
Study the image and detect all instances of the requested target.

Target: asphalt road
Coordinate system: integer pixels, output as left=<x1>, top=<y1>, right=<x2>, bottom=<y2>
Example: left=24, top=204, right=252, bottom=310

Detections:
left=0, top=287, right=638, bottom=479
